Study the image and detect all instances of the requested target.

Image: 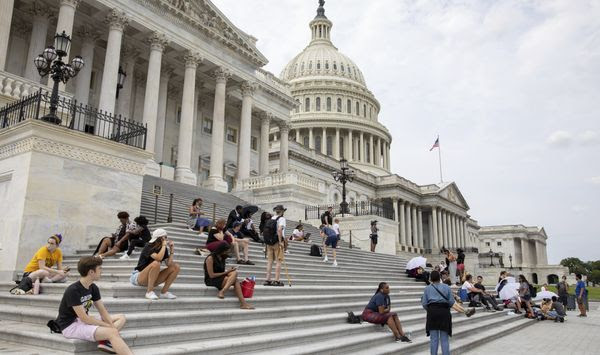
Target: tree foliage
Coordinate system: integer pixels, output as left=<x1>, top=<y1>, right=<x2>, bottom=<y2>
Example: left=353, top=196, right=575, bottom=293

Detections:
left=589, top=270, right=600, bottom=286
left=560, top=257, right=589, bottom=275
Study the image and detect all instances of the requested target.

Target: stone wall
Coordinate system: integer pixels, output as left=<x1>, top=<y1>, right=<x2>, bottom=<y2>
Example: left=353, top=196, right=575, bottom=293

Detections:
left=336, top=216, right=398, bottom=255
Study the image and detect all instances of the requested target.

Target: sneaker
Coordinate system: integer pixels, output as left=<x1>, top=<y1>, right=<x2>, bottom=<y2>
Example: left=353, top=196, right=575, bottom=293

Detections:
left=396, top=335, right=412, bottom=343
left=119, top=254, right=130, bottom=260
left=97, top=340, right=116, bottom=354
left=332, top=260, right=338, bottom=267
left=284, top=250, right=290, bottom=255
left=245, top=260, right=255, bottom=265
left=160, top=291, right=177, bottom=299
left=145, top=291, right=159, bottom=300
left=465, top=308, right=476, bottom=317
left=10, top=288, right=25, bottom=295
left=322, top=257, right=328, bottom=263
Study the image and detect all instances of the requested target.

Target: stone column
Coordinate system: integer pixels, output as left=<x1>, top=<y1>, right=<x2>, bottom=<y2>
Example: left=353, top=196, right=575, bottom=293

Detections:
left=359, top=132, right=364, bottom=162
left=73, top=27, right=97, bottom=108
left=460, top=218, right=466, bottom=248
left=97, top=9, right=128, bottom=117
left=24, top=4, right=51, bottom=82
left=0, top=0, right=14, bottom=71
left=347, top=130, right=353, bottom=161
left=442, top=211, right=449, bottom=248
left=417, top=208, right=424, bottom=249
left=405, top=204, right=412, bottom=246
left=334, top=128, right=340, bottom=159
left=382, top=141, right=387, bottom=169
left=520, top=238, right=528, bottom=267
left=392, top=198, right=399, bottom=240
left=114, top=45, right=138, bottom=119
left=309, top=128, right=314, bottom=149
left=279, top=122, right=290, bottom=172
left=411, top=205, right=418, bottom=247
left=236, top=81, right=255, bottom=182
left=319, top=127, right=326, bottom=155
left=174, top=52, right=202, bottom=185
left=369, top=134, right=374, bottom=164
left=431, top=207, right=439, bottom=250
left=436, top=209, right=443, bottom=247
left=50, top=0, right=80, bottom=90
left=142, top=32, right=169, bottom=175
left=155, top=65, right=172, bottom=164
left=203, top=66, right=230, bottom=191
left=374, top=137, right=380, bottom=167
left=399, top=201, right=406, bottom=246
left=295, top=129, right=301, bottom=144
left=259, top=113, right=271, bottom=175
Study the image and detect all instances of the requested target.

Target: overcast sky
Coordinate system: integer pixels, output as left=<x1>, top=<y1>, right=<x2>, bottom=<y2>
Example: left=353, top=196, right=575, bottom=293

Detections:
left=212, top=0, right=600, bottom=264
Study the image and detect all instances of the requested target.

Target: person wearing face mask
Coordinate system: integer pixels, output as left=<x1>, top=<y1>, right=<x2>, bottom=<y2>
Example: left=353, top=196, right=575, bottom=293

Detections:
left=11, top=234, right=68, bottom=295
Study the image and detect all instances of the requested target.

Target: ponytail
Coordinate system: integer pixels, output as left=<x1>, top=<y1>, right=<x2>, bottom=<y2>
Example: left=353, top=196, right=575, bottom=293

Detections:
left=374, top=282, right=387, bottom=296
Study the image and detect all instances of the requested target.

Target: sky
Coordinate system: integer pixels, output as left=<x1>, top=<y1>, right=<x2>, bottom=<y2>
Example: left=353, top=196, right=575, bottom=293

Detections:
left=211, top=0, right=600, bottom=264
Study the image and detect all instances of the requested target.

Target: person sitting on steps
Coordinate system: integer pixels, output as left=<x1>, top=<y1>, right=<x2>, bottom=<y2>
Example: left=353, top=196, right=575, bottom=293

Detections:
left=240, top=210, right=263, bottom=244
left=96, top=212, right=138, bottom=258
left=225, top=221, right=254, bottom=265
left=361, top=282, right=411, bottom=343
left=130, top=229, right=180, bottom=300
left=226, top=205, right=243, bottom=230
left=11, top=234, right=68, bottom=295
left=290, top=224, right=310, bottom=242
left=462, top=274, right=501, bottom=311
left=119, top=216, right=152, bottom=260
left=188, top=198, right=211, bottom=235
left=203, top=242, right=254, bottom=310
left=473, top=275, right=501, bottom=311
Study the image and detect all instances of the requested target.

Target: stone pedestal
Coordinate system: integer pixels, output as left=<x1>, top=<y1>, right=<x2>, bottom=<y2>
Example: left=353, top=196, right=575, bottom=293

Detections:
left=336, top=216, right=398, bottom=255
left=0, top=120, right=151, bottom=281
left=202, top=177, right=228, bottom=193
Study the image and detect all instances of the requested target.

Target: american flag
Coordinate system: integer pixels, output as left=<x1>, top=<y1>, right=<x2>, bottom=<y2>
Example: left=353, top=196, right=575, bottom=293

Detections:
left=429, top=137, right=440, bottom=151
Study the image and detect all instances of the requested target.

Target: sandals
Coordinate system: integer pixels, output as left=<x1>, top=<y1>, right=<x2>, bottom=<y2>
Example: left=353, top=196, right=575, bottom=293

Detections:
left=272, top=281, right=284, bottom=287
left=263, top=280, right=273, bottom=286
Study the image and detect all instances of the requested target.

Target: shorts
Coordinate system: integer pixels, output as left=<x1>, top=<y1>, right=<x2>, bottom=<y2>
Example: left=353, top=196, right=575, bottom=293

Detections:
left=62, top=317, right=100, bottom=342
left=521, top=294, right=531, bottom=301
left=325, top=236, right=338, bottom=248
left=205, top=276, right=226, bottom=290
left=130, top=270, right=140, bottom=286
left=370, top=235, right=378, bottom=245
left=266, top=244, right=283, bottom=262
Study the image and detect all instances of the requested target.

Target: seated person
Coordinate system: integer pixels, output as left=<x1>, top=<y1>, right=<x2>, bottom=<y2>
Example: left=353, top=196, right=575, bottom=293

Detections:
left=119, top=216, right=152, bottom=260
left=56, top=256, right=132, bottom=355
left=11, top=234, right=68, bottom=295
left=415, top=267, right=430, bottom=285
left=96, top=212, right=138, bottom=258
left=203, top=219, right=231, bottom=253
left=239, top=211, right=263, bottom=244
left=130, top=229, right=180, bottom=300
left=442, top=277, right=475, bottom=316
left=225, top=221, right=254, bottom=265
left=362, top=282, right=411, bottom=342
left=290, top=224, right=310, bottom=242
left=473, top=275, right=501, bottom=310
left=549, top=296, right=566, bottom=322
left=187, top=198, right=211, bottom=235
left=203, top=242, right=254, bottom=310
left=462, top=274, right=500, bottom=311
left=226, top=205, right=243, bottom=230
left=438, top=260, right=447, bottom=272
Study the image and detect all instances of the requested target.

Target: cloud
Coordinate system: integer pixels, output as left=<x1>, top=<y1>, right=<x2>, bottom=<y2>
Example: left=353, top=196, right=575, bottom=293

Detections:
left=587, top=176, right=600, bottom=184
left=546, top=130, right=573, bottom=147
left=571, top=205, right=587, bottom=213
left=579, top=130, right=599, bottom=145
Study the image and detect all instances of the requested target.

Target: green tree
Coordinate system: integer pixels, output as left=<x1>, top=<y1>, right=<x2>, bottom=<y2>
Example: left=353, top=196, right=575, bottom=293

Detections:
left=560, top=257, right=588, bottom=275
left=589, top=270, right=600, bottom=287
left=588, top=260, right=600, bottom=271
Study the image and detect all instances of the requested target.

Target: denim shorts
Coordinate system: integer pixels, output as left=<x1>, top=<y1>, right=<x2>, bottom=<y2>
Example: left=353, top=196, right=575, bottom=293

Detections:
left=130, top=270, right=140, bottom=286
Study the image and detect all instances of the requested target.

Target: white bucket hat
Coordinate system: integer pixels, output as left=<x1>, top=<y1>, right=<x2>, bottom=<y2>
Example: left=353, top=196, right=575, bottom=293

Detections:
left=149, top=228, right=167, bottom=243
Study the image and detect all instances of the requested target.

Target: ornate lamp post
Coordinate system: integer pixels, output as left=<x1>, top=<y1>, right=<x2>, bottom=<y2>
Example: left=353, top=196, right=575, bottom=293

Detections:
left=33, top=31, right=84, bottom=124
left=509, top=253, right=513, bottom=269
left=488, top=249, right=494, bottom=267
left=116, top=66, right=127, bottom=98
left=332, top=158, right=355, bottom=216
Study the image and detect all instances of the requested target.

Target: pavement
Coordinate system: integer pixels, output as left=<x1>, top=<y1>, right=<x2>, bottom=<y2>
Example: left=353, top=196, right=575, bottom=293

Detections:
left=463, top=302, right=600, bottom=355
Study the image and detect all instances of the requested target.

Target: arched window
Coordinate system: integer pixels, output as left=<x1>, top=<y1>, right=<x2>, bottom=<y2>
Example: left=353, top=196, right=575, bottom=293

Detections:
left=337, top=98, right=342, bottom=112
left=325, top=61, right=329, bottom=70
left=333, top=62, right=337, bottom=70
left=317, top=61, right=321, bottom=70
left=341, top=64, right=345, bottom=72
left=369, top=106, right=372, bottom=118
left=356, top=101, right=359, bottom=115
left=347, top=99, right=351, bottom=114
left=363, top=104, right=367, bottom=117
left=309, top=61, right=313, bottom=70
left=326, top=97, right=332, bottom=111
left=316, top=97, right=321, bottom=111
left=305, top=98, right=310, bottom=112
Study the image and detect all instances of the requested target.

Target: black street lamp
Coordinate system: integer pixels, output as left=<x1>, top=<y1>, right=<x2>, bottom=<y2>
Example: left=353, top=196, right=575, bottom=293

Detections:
left=509, top=253, right=513, bottom=269
left=488, top=249, right=494, bottom=267
left=116, top=66, right=127, bottom=98
left=332, top=158, right=355, bottom=216
left=34, top=31, right=84, bottom=124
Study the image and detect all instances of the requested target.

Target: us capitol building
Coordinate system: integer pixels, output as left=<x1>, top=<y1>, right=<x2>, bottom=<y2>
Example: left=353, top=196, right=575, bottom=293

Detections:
left=0, top=0, right=567, bottom=283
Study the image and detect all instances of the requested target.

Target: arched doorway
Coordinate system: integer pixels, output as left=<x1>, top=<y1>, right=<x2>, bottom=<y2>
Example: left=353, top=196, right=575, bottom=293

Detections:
left=532, top=273, right=538, bottom=284
left=547, top=274, right=559, bottom=284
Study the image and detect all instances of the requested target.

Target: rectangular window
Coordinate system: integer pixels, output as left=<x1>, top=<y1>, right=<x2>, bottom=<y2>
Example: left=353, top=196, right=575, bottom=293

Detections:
left=497, top=241, right=502, bottom=246
left=485, top=242, right=490, bottom=246
left=251, top=136, right=258, bottom=151
left=202, top=118, right=213, bottom=134
left=226, top=126, right=238, bottom=144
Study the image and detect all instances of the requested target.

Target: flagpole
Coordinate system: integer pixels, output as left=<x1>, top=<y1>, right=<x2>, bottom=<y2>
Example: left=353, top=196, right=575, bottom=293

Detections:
left=437, top=135, right=443, bottom=183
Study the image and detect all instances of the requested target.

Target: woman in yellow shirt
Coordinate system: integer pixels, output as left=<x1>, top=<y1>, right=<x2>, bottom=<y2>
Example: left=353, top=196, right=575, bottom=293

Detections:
left=12, top=234, right=69, bottom=294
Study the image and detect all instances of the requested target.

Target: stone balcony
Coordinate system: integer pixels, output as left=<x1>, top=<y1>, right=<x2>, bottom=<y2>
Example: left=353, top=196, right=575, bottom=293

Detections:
left=0, top=70, right=72, bottom=105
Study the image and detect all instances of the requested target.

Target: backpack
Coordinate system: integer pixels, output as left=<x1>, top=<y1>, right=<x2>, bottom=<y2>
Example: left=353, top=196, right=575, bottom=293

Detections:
left=9, top=275, right=33, bottom=294
left=529, top=283, right=537, bottom=298
left=263, top=216, right=282, bottom=245
left=46, top=320, right=62, bottom=334
left=309, top=244, right=322, bottom=257
left=347, top=311, right=362, bottom=324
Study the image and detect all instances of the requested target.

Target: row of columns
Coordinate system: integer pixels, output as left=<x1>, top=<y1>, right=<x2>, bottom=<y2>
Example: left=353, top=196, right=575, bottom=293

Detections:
left=430, top=206, right=468, bottom=250
left=0, top=1, right=289, bottom=191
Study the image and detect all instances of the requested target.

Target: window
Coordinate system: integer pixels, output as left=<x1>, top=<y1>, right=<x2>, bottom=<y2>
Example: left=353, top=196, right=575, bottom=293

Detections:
left=363, top=104, right=367, bottom=117
left=251, top=136, right=258, bottom=151
left=202, top=118, right=213, bottom=134
left=315, top=136, right=322, bottom=152
left=326, top=97, right=331, bottom=111
left=176, top=107, right=182, bottom=124
left=295, top=99, right=300, bottom=113
left=341, top=64, right=345, bottom=72
left=326, top=136, right=333, bottom=155
left=325, top=61, right=329, bottom=70
left=347, top=99, right=351, bottom=113
left=337, top=98, right=342, bottom=112
left=369, top=106, right=372, bottom=118
left=316, top=97, right=321, bottom=111
left=355, top=102, right=359, bottom=115
left=339, top=137, right=345, bottom=157
left=485, top=242, right=490, bottom=247
left=333, top=62, right=337, bottom=70
left=226, top=126, right=238, bottom=143
left=305, top=98, right=310, bottom=112
left=170, top=145, right=178, bottom=166
left=309, top=61, right=313, bottom=70
left=301, top=62, right=305, bottom=71
left=366, top=142, right=370, bottom=163
left=497, top=241, right=502, bottom=246
left=317, top=61, right=321, bottom=70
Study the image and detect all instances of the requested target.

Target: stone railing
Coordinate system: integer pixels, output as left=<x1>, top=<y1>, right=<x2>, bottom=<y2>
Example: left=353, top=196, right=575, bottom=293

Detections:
left=376, top=174, right=421, bottom=193
left=255, top=68, right=292, bottom=95
left=0, top=70, right=73, bottom=101
left=240, top=171, right=324, bottom=193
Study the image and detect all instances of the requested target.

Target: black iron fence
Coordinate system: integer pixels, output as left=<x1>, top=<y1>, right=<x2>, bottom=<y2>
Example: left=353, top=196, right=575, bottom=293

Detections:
left=305, top=201, right=395, bottom=221
left=0, top=89, right=147, bottom=149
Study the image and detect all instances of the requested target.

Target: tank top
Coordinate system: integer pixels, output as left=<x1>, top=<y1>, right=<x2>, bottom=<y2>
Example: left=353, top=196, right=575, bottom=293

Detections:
left=204, top=255, right=226, bottom=281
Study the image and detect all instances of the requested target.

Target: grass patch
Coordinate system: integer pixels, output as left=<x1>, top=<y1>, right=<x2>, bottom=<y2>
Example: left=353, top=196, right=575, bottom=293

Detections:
left=543, top=285, right=600, bottom=301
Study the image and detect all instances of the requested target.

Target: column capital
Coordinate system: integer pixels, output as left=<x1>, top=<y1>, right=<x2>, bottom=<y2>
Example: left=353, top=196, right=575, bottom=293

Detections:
left=183, top=51, right=202, bottom=68
left=260, top=112, right=273, bottom=123
left=279, top=122, right=291, bottom=134
left=11, top=21, right=30, bottom=39
left=214, top=67, right=231, bottom=83
left=60, top=0, right=81, bottom=9
left=241, top=81, right=257, bottom=97
left=391, top=197, right=399, bottom=202
left=105, top=9, right=129, bottom=31
left=147, top=31, right=169, bottom=52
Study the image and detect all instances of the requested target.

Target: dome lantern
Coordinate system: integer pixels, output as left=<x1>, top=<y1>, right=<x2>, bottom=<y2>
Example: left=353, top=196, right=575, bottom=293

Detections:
left=310, top=0, right=332, bottom=44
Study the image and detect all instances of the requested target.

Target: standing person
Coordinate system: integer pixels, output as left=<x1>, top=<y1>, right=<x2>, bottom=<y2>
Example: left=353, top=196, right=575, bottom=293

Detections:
left=56, top=256, right=132, bottom=355
left=203, top=243, right=254, bottom=309
left=320, top=225, right=338, bottom=267
left=259, top=212, right=271, bottom=236
left=11, top=234, right=68, bottom=295
left=320, top=206, right=333, bottom=227
left=456, top=249, right=465, bottom=283
left=575, top=273, right=588, bottom=317
left=518, top=274, right=534, bottom=317
left=332, top=218, right=341, bottom=248
left=188, top=198, right=211, bottom=235
left=119, top=216, right=152, bottom=260
left=226, top=205, right=243, bottom=230
left=422, top=270, right=454, bottom=355
left=556, top=275, right=569, bottom=308
left=362, top=282, right=411, bottom=343
left=369, top=220, right=379, bottom=252
left=98, top=212, right=138, bottom=259
left=130, top=229, right=181, bottom=300
left=444, top=249, right=458, bottom=285
left=263, top=205, right=286, bottom=287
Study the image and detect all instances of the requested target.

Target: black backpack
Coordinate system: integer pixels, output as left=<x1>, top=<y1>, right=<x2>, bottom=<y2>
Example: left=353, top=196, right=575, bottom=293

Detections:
left=347, top=311, right=362, bottom=324
left=263, top=216, right=282, bottom=245
left=529, top=283, right=537, bottom=298
left=47, top=320, right=62, bottom=333
left=309, top=244, right=322, bottom=257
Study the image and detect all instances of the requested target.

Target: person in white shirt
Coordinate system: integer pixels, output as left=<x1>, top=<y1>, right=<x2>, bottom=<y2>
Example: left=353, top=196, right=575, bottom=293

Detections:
left=264, top=205, right=286, bottom=287
left=332, top=218, right=341, bottom=248
left=290, top=225, right=309, bottom=242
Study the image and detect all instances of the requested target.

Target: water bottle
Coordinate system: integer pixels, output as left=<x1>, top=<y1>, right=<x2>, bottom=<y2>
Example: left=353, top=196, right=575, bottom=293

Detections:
left=33, top=279, right=40, bottom=295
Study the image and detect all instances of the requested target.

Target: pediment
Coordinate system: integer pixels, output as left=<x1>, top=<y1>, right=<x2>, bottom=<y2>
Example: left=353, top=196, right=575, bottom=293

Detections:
left=438, top=182, right=469, bottom=210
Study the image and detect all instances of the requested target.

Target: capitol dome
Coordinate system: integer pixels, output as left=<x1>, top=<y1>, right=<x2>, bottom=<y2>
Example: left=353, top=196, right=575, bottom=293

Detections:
left=279, top=1, right=392, bottom=176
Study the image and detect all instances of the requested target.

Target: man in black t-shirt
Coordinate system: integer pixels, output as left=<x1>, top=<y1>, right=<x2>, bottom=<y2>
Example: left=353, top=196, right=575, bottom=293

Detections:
left=474, top=275, right=501, bottom=311
left=57, top=256, right=132, bottom=354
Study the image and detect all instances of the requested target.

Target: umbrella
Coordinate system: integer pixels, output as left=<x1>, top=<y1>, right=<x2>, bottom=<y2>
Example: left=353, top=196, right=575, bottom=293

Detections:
left=533, top=290, right=558, bottom=301
left=406, top=256, right=427, bottom=271
left=499, top=282, right=520, bottom=301
left=241, top=205, right=259, bottom=217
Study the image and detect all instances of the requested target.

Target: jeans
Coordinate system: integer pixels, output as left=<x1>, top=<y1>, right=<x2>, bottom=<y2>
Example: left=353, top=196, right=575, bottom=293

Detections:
left=127, top=239, right=146, bottom=256
left=430, top=330, right=450, bottom=355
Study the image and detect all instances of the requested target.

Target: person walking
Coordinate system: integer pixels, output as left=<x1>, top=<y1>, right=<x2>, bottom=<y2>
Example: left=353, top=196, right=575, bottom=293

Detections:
left=369, top=220, right=379, bottom=252
left=422, top=270, right=454, bottom=355
left=556, top=275, right=569, bottom=308
left=362, top=282, right=411, bottom=343
left=320, top=206, right=333, bottom=227
left=575, top=273, right=588, bottom=317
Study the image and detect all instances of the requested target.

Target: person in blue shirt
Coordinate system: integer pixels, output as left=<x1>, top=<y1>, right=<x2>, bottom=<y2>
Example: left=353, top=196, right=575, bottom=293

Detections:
left=362, top=282, right=411, bottom=343
left=575, top=273, right=587, bottom=317
left=421, top=270, right=455, bottom=355
left=320, top=225, right=338, bottom=267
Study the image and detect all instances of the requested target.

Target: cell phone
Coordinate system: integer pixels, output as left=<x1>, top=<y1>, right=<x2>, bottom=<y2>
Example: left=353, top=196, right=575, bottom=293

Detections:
left=64, top=266, right=71, bottom=272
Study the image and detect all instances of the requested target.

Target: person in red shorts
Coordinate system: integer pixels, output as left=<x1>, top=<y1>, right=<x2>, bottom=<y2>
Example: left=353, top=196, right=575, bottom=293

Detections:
left=362, top=282, right=411, bottom=343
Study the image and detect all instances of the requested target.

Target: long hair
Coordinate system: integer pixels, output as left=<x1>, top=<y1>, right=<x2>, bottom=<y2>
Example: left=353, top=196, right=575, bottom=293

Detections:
left=192, top=198, right=202, bottom=206
left=519, top=274, right=529, bottom=284
left=211, top=242, right=231, bottom=259
left=214, top=218, right=226, bottom=231
left=374, top=282, right=387, bottom=296
left=149, top=237, right=164, bottom=251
